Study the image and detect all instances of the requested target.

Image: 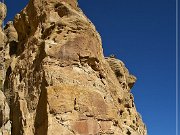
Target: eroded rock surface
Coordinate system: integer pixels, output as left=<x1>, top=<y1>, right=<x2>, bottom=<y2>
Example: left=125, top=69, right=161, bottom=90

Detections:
left=0, top=2, right=11, bottom=135
left=1, top=0, right=147, bottom=135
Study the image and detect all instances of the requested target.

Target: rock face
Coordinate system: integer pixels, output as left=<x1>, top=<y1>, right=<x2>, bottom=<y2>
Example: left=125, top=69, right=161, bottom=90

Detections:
left=0, top=0, right=147, bottom=135
left=0, top=2, right=11, bottom=135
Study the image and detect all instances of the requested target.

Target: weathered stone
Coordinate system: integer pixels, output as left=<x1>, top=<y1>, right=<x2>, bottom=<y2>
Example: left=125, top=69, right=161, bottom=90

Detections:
left=4, top=21, right=18, bottom=42
left=0, top=2, right=7, bottom=26
left=0, top=0, right=147, bottom=135
left=0, top=3, right=11, bottom=135
left=106, top=57, right=137, bottom=90
left=0, top=91, right=11, bottom=135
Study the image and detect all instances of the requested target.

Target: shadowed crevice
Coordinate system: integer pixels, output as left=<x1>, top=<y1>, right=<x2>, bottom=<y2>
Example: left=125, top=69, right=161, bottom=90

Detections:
left=34, top=71, right=48, bottom=135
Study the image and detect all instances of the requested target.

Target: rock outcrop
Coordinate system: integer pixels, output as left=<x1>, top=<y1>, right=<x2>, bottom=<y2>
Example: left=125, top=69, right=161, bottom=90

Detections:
left=0, top=0, right=147, bottom=135
left=0, top=2, right=11, bottom=135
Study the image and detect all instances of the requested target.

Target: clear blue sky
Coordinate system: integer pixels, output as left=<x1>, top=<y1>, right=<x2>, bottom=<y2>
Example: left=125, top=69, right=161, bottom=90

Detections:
left=2, top=0, right=177, bottom=135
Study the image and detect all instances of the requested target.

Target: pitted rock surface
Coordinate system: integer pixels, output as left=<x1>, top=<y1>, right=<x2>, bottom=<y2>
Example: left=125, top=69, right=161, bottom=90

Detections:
left=0, top=1, right=147, bottom=135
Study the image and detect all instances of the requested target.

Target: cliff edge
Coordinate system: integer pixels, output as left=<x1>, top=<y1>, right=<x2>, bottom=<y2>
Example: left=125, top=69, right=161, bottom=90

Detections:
left=0, top=1, right=147, bottom=135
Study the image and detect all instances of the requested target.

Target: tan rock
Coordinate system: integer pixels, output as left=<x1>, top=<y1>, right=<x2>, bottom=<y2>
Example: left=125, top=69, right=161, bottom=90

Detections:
left=106, top=57, right=137, bottom=90
left=1, top=0, right=147, bottom=135
left=0, top=2, right=7, bottom=26
left=0, top=91, right=11, bottom=135
left=4, top=21, right=18, bottom=42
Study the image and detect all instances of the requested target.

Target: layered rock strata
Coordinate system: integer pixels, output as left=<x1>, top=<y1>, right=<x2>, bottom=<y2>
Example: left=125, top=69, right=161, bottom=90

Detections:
left=0, top=0, right=147, bottom=135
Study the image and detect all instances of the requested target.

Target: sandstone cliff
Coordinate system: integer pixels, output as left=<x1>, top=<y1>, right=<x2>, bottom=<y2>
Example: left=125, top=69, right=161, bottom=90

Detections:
left=0, top=1, right=147, bottom=135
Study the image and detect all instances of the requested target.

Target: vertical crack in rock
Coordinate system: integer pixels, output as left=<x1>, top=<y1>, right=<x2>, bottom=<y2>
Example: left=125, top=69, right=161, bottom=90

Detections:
left=34, top=71, right=48, bottom=135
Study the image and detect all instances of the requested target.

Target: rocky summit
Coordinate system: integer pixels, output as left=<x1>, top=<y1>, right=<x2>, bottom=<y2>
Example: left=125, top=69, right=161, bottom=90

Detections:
left=0, top=0, right=147, bottom=135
